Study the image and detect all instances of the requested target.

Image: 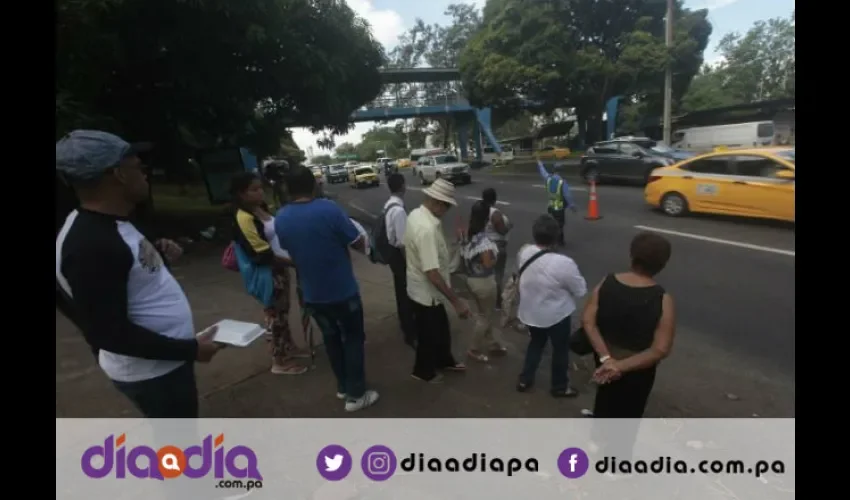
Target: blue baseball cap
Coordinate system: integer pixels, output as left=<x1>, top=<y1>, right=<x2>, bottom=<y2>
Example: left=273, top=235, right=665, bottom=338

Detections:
left=56, top=130, right=153, bottom=181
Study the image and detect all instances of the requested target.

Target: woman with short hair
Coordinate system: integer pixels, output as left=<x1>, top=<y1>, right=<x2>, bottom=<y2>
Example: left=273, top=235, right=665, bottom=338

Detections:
left=581, top=231, right=675, bottom=417
left=516, top=215, right=587, bottom=397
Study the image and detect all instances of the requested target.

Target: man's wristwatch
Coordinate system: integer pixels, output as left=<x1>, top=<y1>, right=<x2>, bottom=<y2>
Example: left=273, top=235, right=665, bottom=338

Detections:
left=599, top=355, right=612, bottom=364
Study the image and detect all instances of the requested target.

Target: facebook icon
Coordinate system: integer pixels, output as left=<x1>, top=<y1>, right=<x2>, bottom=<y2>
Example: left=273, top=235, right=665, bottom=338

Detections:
left=557, top=447, right=590, bottom=478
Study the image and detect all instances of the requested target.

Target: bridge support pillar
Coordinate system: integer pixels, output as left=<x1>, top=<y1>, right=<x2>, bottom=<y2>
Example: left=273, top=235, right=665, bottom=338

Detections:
left=471, top=120, right=483, bottom=161
left=458, top=125, right=469, bottom=161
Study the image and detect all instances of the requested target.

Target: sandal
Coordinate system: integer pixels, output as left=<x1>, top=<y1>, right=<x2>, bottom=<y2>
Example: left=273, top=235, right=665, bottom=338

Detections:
left=411, top=373, right=444, bottom=384
left=443, top=362, right=467, bottom=372
left=284, top=344, right=311, bottom=359
left=467, top=350, right=489, bottom=363
left=271, top=362, right=307, bottom=375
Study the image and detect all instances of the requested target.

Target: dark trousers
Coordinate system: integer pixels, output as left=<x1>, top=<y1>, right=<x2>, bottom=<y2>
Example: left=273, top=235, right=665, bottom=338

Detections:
left=591, top=360, right=657, bottom=461
left=548, top=208, right=566, bottom=246
left=113, top=362, right=199, bottom=418
left=519, top=314, right=572, bottom=392
left=387, top=246, right=416, bottom=346
left=305, top=295, right=367, bottom=400
left=593, top=361, right=657, bottom=417
left=410, top=300, right=457, bottom=380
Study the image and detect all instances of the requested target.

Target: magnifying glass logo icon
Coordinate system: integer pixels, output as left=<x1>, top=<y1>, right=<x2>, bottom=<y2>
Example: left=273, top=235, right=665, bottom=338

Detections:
left=162, top=453, right=181, bottom=471
left=156, top=446, right=186, bottom=478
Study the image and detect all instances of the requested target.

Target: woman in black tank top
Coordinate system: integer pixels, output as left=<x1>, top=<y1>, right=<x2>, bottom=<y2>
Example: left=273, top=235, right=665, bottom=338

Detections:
left=581, top=232, right=675, bottom=418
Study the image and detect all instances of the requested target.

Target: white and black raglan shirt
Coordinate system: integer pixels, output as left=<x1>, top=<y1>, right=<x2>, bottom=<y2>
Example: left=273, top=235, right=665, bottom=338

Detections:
left=56, top=209, right=198, bottom=383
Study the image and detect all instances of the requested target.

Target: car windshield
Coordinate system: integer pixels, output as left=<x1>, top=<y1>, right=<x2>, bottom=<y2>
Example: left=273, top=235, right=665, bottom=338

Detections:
left=330, top=165, right=345, bottom=172
left=355, top=167, right=374, bottom=175
left=434, top=155, right=458, bottom=164
left=775, top=149, right=795, bottom=163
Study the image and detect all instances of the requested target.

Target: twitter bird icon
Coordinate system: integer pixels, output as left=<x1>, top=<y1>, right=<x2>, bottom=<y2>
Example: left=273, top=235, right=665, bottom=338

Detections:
left=325, top=454, right=344, bottom=472
left=316, top=445, right=352, bottom=481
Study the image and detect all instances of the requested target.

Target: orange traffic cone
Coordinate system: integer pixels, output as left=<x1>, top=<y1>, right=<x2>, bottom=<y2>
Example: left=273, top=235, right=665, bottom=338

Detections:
left=585, top=181, right=603, bottom=221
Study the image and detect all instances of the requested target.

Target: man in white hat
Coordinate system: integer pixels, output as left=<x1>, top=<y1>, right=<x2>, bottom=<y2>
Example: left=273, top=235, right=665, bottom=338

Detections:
left=404, top=179, right=471, bottom=383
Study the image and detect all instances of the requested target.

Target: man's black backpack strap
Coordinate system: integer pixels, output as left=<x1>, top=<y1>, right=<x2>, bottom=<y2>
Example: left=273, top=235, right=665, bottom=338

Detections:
left=518, top=249, right=552, bottom=277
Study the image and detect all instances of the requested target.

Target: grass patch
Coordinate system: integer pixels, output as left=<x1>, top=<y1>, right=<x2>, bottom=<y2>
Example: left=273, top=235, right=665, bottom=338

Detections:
left=151, top=183, right=224, bottom=216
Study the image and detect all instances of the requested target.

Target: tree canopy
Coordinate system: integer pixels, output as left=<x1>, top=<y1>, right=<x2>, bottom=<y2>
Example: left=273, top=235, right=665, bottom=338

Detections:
left=460, top=0, right=712, bottom=143
left=680, top=12, right=795, bottom=113
left=56, top=0, right=385, bottom=162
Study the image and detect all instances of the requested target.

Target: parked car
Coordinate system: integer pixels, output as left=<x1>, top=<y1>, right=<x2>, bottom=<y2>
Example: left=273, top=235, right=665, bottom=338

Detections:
left=417, top=154, right=472, bottom=185
left=349, top=166, right=380, bottom=188
left=326, top=164, right=348, bottom=184
left=644, top=147, right=794, bottom=222
left=579, top=138, right=692, bottom=185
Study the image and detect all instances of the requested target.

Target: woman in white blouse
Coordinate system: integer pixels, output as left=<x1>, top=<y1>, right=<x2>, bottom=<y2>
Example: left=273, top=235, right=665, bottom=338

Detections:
left=515, top=215, right=588, bottom=397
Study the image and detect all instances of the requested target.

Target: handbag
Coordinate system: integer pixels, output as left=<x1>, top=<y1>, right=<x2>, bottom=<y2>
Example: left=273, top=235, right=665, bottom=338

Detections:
left=221, top=242, right=239, bottom=272
left=569, top=326, right=594, bottom=356
left=500, top=248, right=552, bottom=325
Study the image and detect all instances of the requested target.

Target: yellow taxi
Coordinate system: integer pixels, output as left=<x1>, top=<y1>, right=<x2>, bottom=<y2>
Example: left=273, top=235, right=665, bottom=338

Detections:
left=349, top=165, right=380, bottom=189
left=644, top=147, right=795, bottom=222
left=536, top=145, right=572, bottom=160
left=397, top=158, right=412, bottom=169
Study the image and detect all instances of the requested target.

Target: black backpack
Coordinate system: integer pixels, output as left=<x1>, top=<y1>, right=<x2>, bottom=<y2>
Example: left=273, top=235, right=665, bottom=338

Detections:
left=369, top=202, right=403, bottom=265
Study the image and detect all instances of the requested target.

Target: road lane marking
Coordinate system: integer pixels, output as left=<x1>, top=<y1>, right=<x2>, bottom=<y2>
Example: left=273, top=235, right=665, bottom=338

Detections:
left=633, top=225, right=795, bottom=257
left=532, top=184, right=587, bottom=191
left=348, top=202, right=377, bottom=219
left=465, top=195, right=510, bottom=206
left=407, top=186, right=510, bottom=205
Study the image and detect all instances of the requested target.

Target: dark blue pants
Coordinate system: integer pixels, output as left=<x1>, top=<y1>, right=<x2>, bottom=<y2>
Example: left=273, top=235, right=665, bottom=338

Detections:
left=113, top=362, right=199, bottom=418
left=305, top=295, right=367, bottom=400
left=519, top=314, right=572, bottom=393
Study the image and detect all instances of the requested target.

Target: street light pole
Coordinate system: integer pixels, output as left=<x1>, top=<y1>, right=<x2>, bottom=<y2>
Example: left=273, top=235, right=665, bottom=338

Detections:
left=662, top=0, right=674, bottom=145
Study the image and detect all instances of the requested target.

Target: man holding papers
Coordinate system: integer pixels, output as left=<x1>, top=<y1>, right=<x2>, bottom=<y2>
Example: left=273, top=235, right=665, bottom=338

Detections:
left=55, top=130, right=223, bottom=418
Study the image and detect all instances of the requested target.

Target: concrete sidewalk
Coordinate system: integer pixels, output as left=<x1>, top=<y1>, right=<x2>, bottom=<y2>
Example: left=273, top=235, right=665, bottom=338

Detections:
left=56, top=244, right=786, bottom=418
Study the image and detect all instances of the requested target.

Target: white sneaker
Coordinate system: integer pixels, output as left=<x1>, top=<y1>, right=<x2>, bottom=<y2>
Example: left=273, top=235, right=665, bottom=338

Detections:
left=344, top=389, right=380, bottom=412
left=336, top=392, right=346, bottom=400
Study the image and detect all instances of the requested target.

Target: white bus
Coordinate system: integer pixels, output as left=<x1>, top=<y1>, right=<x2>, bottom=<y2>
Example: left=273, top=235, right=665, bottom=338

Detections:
left=671, top=121, right=776, bottom=152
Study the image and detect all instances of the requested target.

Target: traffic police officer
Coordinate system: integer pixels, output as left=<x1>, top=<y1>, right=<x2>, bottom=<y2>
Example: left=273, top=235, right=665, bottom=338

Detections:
left=536, top=160, right=576, bottom=246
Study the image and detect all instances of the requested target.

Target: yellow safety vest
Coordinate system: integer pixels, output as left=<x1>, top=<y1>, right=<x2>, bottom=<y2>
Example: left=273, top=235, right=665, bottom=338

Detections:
left=547, top=177, right=564, bottom=211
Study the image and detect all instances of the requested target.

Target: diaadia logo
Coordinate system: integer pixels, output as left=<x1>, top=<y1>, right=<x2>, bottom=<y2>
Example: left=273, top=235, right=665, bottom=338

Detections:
left=80, top=433, right=263, bottom=481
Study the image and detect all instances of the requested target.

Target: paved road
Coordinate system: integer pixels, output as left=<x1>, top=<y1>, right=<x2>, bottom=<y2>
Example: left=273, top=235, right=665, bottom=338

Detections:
left=324, top=167, right=795, bottom=413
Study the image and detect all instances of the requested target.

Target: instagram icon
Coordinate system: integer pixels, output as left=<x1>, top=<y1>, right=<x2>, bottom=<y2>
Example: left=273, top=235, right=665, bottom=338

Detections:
left=361, top=445, right=397, bottom=481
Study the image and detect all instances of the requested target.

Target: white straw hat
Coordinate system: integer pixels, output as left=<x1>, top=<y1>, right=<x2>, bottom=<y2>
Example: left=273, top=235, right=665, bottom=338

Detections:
left=422, top=178, right=457, bottom=206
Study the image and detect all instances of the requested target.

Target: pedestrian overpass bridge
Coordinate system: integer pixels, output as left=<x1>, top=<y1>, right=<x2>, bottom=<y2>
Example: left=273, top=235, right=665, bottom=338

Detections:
left=349, top=67, right=543, bottom=159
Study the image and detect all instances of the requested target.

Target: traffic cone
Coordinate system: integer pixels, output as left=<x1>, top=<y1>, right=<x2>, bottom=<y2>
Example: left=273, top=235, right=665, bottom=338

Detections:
left=585, top=180, right=603, bottom=221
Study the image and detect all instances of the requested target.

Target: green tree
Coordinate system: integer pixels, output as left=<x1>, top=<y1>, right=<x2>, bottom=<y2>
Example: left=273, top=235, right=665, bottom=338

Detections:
left=715, top=14, right=795, bottom=101
left=387, top=4, right=483, bottom=149
left=335, top=142, right=358, bottom=157
left=461, top=0, right=711, bottom=144
left=679, top=11, right=794, bottom=112
left=311, top=154, right=334, bottom=165
left=56, top=0, right=385, bottom=163
left=354, top=125, right=408, bottom=161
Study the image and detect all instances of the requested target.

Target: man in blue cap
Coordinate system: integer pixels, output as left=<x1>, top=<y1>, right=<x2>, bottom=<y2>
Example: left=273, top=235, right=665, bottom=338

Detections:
left=537, top=160, right=577, bottom=246
left=55, top=130, right=223, bottom=418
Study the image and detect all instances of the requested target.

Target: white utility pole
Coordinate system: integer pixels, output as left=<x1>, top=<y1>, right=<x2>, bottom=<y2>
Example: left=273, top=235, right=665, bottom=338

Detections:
left=662, top=0, right=674, bottom=145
